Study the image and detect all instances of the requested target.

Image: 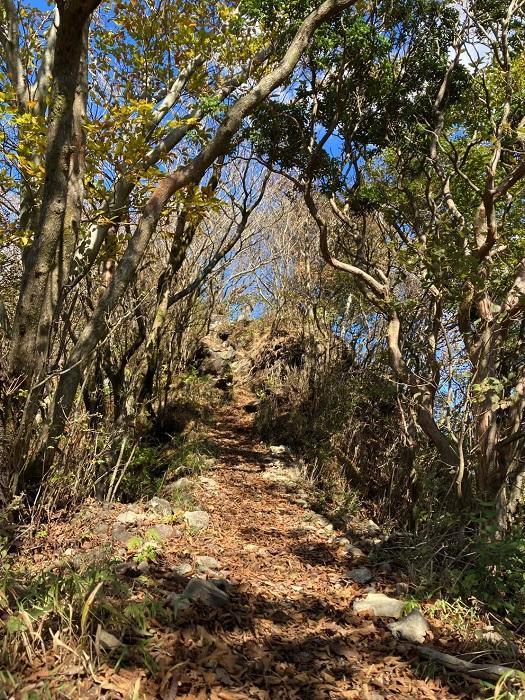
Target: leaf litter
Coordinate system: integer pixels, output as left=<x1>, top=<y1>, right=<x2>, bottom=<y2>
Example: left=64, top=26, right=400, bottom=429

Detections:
left=2, top=404, right=499, bottom=698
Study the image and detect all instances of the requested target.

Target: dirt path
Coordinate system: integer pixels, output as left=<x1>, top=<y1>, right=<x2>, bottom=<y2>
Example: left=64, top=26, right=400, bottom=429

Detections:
left=140, top=403, right=474, bottom=699
left=11, top=403, right=479, bottom=699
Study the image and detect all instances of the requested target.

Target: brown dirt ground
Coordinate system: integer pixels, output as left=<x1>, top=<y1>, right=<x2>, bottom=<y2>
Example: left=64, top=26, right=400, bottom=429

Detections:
left=4, top=403, right=489, bottom=699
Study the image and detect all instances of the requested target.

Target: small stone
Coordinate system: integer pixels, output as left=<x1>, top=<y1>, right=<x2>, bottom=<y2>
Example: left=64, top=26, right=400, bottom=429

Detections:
left=183, top=578, right=229, bottom=607
left=344, top=544, right=366, bottom=560
left=146, top=496, right=173, bottom=516
left=147, top=524, right=175, bottom=540
left=345, top=567, right=373, bottom=584
left=388, top=609, right=430, bottom=643
left=116, top=510, right=145, bottom=524
left=316, top=515, right=333, bottom=531
left=195, top=555, right=220, bottom=573
left=97, top=626, right=121, bottom=650
left=199, top=476, right=218, bottom=489
left=352, top=592, right=404, bottom=618
left=395, top=581, right=409, bottom=596
left=332, top=536, right=351, bottom=547
left=359, top=536, right=383, bottom=548
left=184, top=510, right=210, bottom=531
left=64, top=548, right=75, bottom=556
left=269, top=445, right=289, bottom=456
left=112, top=525, right=134, bottom=544
left=172, top=477, right=192, bottom=491
left=167, top=592, right=192, bottom=616
left=364, top=519, right=381, bottom=535
left=173, top=562, right=193, bottom=576
left=93, top=522, right=110, bottom=534
left=136, top=560, right=150, bottom=574
left=377, top=561, right=392, bottom=574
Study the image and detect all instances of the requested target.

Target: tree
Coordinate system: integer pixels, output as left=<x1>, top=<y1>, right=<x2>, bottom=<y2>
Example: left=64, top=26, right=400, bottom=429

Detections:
left=0, top=0, right=355, bottom=499
left=252, top=0, right=525, bottom=528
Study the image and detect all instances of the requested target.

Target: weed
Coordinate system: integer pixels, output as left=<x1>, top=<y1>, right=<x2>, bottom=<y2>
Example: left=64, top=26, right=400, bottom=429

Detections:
left=127, top=533, right=162, bottom=564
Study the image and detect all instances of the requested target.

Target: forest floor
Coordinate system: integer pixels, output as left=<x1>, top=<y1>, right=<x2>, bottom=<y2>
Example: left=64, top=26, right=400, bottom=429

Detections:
left=1, top=397, right=513, bottom=699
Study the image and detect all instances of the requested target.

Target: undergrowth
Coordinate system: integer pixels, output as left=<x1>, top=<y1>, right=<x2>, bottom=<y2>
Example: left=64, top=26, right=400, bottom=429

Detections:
left=0, top=553, right=174, bottom=695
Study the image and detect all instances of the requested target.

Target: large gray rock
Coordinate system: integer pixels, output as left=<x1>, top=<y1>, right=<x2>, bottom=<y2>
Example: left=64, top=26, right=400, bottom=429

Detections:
left=184, top=510, right=210, bottom=531
left=388, top=609, right=430, bottom=643
left=146, top=496, right=173, bottom=516
left=183, top=578, right=229, bottom=607
left=352, top=592, right=404, bottom=618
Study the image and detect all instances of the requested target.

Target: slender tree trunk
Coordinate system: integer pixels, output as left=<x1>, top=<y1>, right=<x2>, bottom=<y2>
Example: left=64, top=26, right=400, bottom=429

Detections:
left=9, top=4, right=98, bottom=385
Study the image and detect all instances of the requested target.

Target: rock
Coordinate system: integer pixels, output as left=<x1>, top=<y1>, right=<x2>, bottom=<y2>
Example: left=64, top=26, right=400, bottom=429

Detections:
left=183, top=578, right=229, bottom=608
left=344, top=544, right=366, bottom=561
left=64, top=548, right=75, bottom=556
left=316, top=515, right=334, bottom=531
left=195, top=555, right=220, bottom=573
left=136, top=560, right=150, bottom=574
left=377, top=561, right=392, bottom=574
left=345, top=567, right=373, bottom=584
left=199, top=476, right=218, bottom=489
left=116, top=510, right=145, bottom=524
left=167, top=592, right=193, bottom=616
left=269, top=445, right=289, bottom=456
left=332, top=536, right=351, bottom=547
left=171, top=477, right=193, bottom=491
left=146, top=496, right=173, bottom=516
left=364, top=519, right=381, bottom=535
left=388, top=609, right=430, bottom=643
left=93, top=522, right=110, bottom=534
left=209, top=577, right=234, bottom=594
left=112, top=525, right=134, bottom=545
left=96, top=626, right=121, bottom=651
left=395, top=581, right=409, bottom=596
left=359, top=536, right=383, bottom=548
left=147, top=524, right=175, bottom=540
left=184, top=510, right=210, bottom=531
left=173, top=562, right=193, bottom=576
left=352, top=592, right=404, bottom=618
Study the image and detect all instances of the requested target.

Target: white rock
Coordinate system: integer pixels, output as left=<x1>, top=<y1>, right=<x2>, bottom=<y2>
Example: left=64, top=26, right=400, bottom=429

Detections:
left=269, top=445, right=289, bottom=456
left=173, top=562, right=192, bottom=576
left=388, top=609, right=430, bottom=643
left=117, top=510, right=145, bottom=524
left=96, top=626, right=121, bottom=650
left=352, top=592, right=404, bottom=618
left=195, top=555, right=220, bottom=572
left=184, top=510, right=210, bottom=531
left=344, top=544, right=366, bottom=560
left=146, top=496, right=173, bottom=516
